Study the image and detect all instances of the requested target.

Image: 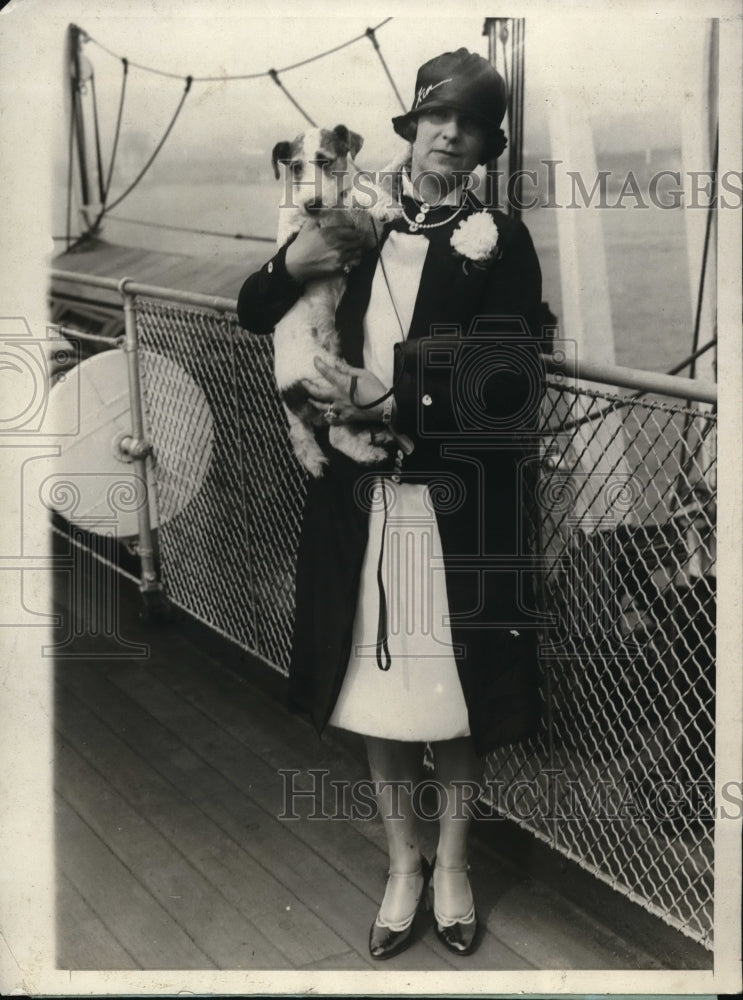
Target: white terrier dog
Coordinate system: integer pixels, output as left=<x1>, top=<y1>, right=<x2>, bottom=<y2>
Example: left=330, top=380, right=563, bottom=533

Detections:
left=271, top=124, right=403, bottom=477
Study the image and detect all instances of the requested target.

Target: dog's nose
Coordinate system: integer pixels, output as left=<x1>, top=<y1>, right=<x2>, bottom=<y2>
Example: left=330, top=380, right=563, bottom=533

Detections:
left=304, top=198, right=324, bottom=213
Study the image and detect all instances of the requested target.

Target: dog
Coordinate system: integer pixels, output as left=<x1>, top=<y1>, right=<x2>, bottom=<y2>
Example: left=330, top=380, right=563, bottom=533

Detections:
left=270, top=124, right=403, bottom=477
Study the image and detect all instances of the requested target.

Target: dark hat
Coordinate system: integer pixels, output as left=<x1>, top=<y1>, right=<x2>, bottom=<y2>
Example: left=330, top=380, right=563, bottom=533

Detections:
left=392, top=48, right=507, bottom=144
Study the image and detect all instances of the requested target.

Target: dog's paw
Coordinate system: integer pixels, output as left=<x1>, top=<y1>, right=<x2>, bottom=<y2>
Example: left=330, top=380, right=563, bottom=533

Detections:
left=358, top=444, right=390, bottom=464
left=288, top=417, right=329, bottom=477
left=331, top=425, right=389, bottom=466
left=301, top=450, right=328, bottom=478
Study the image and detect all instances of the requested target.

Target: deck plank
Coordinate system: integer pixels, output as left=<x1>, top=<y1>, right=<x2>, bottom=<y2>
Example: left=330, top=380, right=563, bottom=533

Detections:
left=74, top=245, right=159, bottom=277
left=52, top=241, right=261, bottom=302
left=108, top=661, right=535, bottom=971
left=55, top=794, right=212, bottom=969
left=148, top=651, right=659, bottom=969
left=483, top=877, right=646, bottom=970
left=57, top=661, right=378, bottom=969
left=110, top=663, right=449, bottom=966
left=137, top=256, right=243, bottom=297
left=55, top=676, right=349, bottom=968
left=52, top=555, right=697, bottom=972
left=56, top=734, right=289, bottom=969
left=56, top=872, right=140, bottom=970
left=58, top=660, right=454, bottom=970
left=144, top=655, right=544, bottom=960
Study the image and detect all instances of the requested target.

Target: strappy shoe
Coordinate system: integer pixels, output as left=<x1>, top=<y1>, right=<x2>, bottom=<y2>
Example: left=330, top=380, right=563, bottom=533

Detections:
left=369, top=854, right=432, bottom=960
left=427, top=856, right=478, bottom=956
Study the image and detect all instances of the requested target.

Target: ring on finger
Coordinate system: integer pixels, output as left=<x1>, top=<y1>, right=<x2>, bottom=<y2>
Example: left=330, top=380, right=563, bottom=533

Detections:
left=325, top=404, right=337, bottom=423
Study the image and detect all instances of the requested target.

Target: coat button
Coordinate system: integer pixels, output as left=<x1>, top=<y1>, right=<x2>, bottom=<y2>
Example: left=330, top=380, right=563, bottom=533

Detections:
left=267, top=261, right=274, bottom=274
left=396, top=449, right=404, bottom=460
left=422, top=394, right=433, bottom=406
left=392, top=474, right=401, bottom=484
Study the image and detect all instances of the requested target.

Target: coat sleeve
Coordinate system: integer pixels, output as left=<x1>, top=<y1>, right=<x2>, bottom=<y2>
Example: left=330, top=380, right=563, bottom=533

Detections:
left=392, top=218, right=545, bottom=444
left=236, top=239, right=304, bottom=335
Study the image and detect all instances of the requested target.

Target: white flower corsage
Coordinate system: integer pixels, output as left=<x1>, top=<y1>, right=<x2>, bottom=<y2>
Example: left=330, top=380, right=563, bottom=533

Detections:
left=450, top=211, right=500, bottom=272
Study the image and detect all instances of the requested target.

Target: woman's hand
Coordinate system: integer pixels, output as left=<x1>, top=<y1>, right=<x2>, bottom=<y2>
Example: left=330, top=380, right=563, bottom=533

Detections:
left=303, top=357, right=395, bottom=424
left=285, top=226, right=364, bottom=283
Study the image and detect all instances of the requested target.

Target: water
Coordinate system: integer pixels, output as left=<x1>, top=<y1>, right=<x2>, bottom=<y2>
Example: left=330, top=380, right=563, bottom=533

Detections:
left=525, top=205, right=696, bottom=373
left=56, top=179, right=697, bottom=375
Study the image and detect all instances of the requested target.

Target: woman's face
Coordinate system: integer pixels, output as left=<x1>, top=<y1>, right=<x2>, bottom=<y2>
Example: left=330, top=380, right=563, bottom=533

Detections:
left=409, top=109, right=486, bottom=193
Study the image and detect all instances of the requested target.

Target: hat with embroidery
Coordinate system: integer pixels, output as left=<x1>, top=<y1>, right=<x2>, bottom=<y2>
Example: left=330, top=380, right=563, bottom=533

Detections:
left=392, top=47, right=508, bottom=158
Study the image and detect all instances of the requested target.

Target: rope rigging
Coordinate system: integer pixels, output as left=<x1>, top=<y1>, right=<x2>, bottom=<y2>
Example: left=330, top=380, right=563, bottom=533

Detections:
left=89, top=73, right=106, bottom=206
left=69, top=68, right=193, bottom=250
left=268, top=69, right=316, bottom=128
left=65, top=18, right=403, bottom=246
left=689, top=130, right=718, bottom=381
left=102, top=58, right=128, bottom=205
left=671, top=126, right=718, bottom=516
left=105, top=75, right=193, bottom=215
left=365, top=27, right=406, bottom=112
left=82, top=17, right=394, bottom=82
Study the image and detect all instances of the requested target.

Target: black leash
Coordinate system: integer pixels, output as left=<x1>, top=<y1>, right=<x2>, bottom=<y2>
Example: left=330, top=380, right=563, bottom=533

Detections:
left=374, top=483, right=392, bottom=670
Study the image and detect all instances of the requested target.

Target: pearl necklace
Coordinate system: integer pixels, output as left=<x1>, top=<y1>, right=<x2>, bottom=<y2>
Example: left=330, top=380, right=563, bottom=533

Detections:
left=400, top=197, right=466, bottom=233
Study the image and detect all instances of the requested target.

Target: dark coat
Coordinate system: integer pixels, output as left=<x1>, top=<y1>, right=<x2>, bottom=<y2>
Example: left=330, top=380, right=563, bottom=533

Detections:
left=237, top=196, right=545, bottom=757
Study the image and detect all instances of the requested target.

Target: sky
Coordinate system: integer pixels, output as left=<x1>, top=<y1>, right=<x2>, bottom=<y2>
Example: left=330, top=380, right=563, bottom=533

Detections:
left=40, top=1, right=713, bottom=176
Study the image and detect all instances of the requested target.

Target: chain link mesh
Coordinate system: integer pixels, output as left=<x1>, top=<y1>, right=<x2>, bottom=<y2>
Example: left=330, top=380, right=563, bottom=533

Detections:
left=133, top=297, right=715, bottom=950
left=487, top=382, right=716, bottom=950
left=136, top=298, right=305, bottom=667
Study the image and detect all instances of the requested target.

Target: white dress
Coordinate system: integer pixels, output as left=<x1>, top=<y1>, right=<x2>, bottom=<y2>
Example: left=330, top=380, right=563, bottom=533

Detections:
left=327, top=221, right=471, bottom=741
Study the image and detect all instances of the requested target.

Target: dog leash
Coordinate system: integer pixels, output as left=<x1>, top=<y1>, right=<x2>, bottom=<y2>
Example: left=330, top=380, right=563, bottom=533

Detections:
left=374, top=481, right=392, bottom=671
left=365, top=213, right=411, bottom=671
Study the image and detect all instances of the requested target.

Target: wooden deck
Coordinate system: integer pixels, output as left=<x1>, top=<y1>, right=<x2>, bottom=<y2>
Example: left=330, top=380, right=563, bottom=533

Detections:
left=51, top=238, right=264, bottom=308
left=52, top=534, right=712, bottom=972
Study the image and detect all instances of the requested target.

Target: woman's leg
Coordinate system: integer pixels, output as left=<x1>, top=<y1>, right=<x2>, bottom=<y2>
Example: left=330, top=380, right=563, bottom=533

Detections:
left=430, top=736, right=483, bottom=922
left=432, top=735, right=482, bottom=867
left=366, top=735, right=424, bottom=869
left=366, top=735, right=426, bottom=927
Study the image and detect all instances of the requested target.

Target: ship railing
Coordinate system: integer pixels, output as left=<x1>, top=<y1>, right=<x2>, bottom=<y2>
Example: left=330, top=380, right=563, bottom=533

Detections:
left=49, top=269, right=717, bottom=950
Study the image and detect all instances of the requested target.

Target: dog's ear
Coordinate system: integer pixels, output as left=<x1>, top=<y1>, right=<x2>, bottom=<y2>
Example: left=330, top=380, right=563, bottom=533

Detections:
left=332, top=124, right=364, bottom=159
left=347, top=129, right=364, bottom=158
left=271, top=141, right=292, bottom=180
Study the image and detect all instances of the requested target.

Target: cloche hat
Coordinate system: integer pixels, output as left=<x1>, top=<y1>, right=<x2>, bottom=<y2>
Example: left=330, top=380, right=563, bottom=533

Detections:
left=392, top=47, right=508, bottom=156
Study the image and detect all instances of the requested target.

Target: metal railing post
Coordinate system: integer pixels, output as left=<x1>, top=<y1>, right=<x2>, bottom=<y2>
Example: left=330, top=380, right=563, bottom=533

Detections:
left=118, top=277, right=161, bottom=598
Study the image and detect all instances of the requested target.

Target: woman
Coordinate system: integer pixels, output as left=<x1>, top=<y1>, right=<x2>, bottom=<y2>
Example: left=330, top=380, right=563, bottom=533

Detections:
left=238, top=47, right=544, bottom=959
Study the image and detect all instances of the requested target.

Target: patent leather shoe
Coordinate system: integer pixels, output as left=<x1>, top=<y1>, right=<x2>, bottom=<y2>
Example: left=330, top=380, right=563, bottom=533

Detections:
left=368, top=854, right=432, bottom=960
left=428, top=855, right=478, bottom=956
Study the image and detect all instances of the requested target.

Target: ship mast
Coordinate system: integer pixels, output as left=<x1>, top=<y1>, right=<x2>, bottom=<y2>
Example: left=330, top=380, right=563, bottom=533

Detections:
left=484, top=17, right=525, bottom=220
left=66, top=24, right=97, bottom=237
